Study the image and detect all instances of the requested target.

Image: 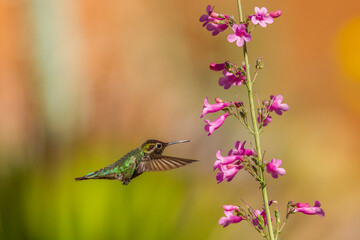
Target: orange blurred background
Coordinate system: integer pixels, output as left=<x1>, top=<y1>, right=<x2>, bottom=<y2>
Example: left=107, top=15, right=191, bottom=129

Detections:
left=0, top=0, right=359, bottom=239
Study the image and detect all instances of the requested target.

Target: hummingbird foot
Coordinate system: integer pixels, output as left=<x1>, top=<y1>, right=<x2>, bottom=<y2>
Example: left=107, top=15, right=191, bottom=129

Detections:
left=122, top=179, right=131, bottom=185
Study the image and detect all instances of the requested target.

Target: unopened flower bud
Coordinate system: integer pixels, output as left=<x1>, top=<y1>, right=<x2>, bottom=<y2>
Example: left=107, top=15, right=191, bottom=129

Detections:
left=215, top=97, right=226, bottom=103
left=256, top=56, right=264, bottom=70
left=240, top=63, right=247, bottom=75
left=210, top=63, right=225, bottom=71
left=269, top=10, right=282, bottom=18
left=251, top=165, right=257, bottom=174
left=240, top=107, right=247, bottom=121
left=224, top=61, right=239, bottom=73
left=275, top=210, right=280, bottom=224
left=257, top=215, right=265, bottom=229
left=211, top=19, right=228, bottom=25
left=234, top=101, right=243, bottom=108
left=288, top=201, right=296, bottom=208
left=210, top=12, right=230, bottom=20
left=251, top=157, right=258, bottom=164
left=242, top=107, right=247, bottom=115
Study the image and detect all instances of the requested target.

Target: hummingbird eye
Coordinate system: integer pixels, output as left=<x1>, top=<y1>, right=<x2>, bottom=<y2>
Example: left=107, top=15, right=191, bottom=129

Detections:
left=156, top=143, right=162, bottom=148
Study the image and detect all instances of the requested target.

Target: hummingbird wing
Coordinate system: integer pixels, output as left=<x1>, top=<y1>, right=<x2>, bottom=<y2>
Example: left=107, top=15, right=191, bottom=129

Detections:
left=136, top=155, right=198, bottom=173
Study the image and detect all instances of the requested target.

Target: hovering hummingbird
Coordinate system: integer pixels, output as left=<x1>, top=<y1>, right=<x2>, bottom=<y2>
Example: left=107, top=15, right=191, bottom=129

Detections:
left=75, top=139, right=197, bottom=185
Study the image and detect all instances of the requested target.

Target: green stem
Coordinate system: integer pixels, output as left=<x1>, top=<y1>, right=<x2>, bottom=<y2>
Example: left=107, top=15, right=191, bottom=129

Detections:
left=278, top=219, right=287, bottom=233
left=230, top=108, right=252, bottom=133
left=236, top=0, right=275, bottom=239
left=276, top=217, right=289, bottom=239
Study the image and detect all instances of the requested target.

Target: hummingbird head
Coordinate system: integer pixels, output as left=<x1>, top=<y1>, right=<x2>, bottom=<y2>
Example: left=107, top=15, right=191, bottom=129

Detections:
left=140, top=139, right=190, bottom=155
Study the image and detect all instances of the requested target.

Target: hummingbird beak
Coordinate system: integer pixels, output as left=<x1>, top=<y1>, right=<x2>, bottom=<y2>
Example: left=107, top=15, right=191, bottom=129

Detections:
left=166, top=140, right=190, bottom=146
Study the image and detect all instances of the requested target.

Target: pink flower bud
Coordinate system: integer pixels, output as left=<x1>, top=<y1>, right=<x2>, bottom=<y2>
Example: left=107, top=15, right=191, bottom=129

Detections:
left=210, top=12, right=230, bottom=20
left=234, top=101, right=243, bottom=108
left=215, top=97, right=225, bottom=103
left=269, top=10, right=282, bottom=18
left=211, top=19, right=222, bottom=24
left=210, top=63, right=226, bottom=71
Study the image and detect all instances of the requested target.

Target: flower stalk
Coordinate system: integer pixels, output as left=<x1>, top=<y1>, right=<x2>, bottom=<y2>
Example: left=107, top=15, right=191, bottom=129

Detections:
left=237, top=0, right=275, bottom=239
left=199, top=1, right=324, bottom=238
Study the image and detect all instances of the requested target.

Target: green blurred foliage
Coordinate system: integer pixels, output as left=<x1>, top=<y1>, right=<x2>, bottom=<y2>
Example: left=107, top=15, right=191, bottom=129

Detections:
left=0, top=144, right=218, bottom=240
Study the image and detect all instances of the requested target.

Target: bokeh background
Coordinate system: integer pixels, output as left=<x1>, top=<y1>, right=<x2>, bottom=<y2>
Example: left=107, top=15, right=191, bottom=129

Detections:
left=1, top=0, right=360, bottom=239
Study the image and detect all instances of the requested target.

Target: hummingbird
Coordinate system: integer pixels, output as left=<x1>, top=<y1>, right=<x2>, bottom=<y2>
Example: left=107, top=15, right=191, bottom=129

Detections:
left=75, top=139, right=197, bottom=185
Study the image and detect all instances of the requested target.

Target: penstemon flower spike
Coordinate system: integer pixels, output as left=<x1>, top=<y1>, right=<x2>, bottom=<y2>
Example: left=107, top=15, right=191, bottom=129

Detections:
left=199, top=1, right=324, bottom=239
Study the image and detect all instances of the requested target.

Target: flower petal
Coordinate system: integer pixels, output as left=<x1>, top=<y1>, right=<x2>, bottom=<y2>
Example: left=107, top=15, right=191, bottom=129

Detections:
left=218, top=217, right=230, bottom=227
left=236, top=38, right=245, bottom=47
left=227, top=33, right=237, bottom=43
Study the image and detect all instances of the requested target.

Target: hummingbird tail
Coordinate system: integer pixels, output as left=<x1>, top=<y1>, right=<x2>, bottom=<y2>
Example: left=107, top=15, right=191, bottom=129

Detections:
left=74, top=171, right=99, bottom=181
left=74, top=176, right=89, bottom=181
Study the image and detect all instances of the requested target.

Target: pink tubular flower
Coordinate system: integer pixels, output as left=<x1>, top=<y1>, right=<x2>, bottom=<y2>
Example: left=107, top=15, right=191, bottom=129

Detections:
left=216, top=163, right=243, bottom=183
left=251, top=209, right=267, bottom=229
left=257, top=113, right=272, bottom=127
left=227, top=24, right=251, bottom=47
left=206, top=24, right=228, bottom=36
left=294, top=201, right=325, bottom=217
left=214, top=149, right=242, bottom=170
left=200, top=5, right=229, bottom=36
left=218, top=205, right=243, bottom=228
left=211, top=63, right=247, bottom=90
left=201, top=97, right=230, bottom=118
left=252, top=201, right=273, bottom=229
left=263, top=116, right=272, bottom=126
left=252, top=205, right=273, bottom=229
left=266, top=158, right=286, bottom=178
left=218, top=70, right=245, bottom=89
left=200, top=97, right=230, bottom=118
left=269, top=95, right=289, bottom=115
left=228, top=141, right=254, bottom=157
left=204, top=112, right=229, bottom=136
left=251, top=7, right=274, bottom=27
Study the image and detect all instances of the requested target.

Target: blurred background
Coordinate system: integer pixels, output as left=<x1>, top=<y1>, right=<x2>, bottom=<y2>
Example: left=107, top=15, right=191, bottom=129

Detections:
left=1, top=0, right=359, bottom=239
